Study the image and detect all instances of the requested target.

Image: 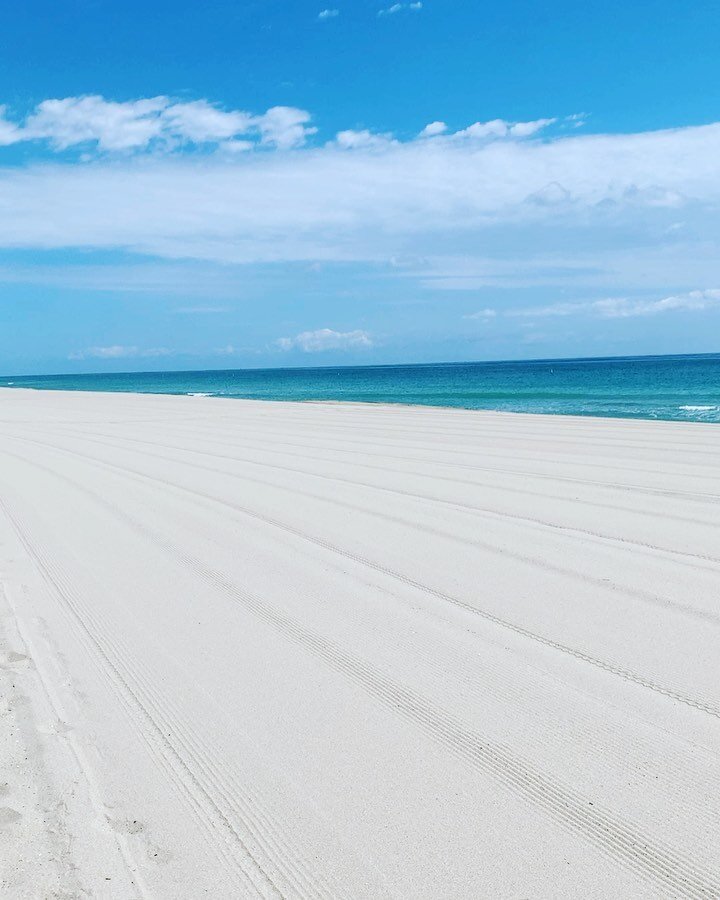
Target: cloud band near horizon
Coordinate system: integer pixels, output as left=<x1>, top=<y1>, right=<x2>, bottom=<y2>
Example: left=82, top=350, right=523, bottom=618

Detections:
left=3, top=95, right=720, bottom=367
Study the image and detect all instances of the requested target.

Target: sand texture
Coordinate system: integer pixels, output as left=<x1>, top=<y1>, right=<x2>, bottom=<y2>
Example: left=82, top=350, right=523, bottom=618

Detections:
left=0, top=388, right=719, bottom=898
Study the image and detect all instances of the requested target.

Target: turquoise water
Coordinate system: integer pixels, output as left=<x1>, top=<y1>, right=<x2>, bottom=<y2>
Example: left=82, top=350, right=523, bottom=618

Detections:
left=2, top=353, right=720, bottom=422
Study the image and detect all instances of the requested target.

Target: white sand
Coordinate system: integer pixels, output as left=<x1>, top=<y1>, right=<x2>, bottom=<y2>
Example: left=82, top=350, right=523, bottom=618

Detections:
left=0, top=388, right=719, bottom=898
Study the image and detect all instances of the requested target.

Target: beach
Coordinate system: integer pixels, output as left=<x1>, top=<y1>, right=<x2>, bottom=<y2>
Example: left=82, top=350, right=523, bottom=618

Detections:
left=0, top=387, right=719, bottom=898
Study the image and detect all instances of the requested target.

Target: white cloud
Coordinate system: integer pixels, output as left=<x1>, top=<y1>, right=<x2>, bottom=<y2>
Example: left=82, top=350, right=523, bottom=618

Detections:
left=464, top=308, right=497, bottom=320
left=255, top=106, right=317, bottom=150
left=593, top=290, right=720, bottom=318
left=0, top=106, right=21, bottom=146
left=5, top=100, right=720, bottom=339
left=174, top=305, right=229, bottom=314
left=276, top=328, right=373, bottom=352
left=0, top=96, right=567, bottom=160
left=508, top=118, right=556, bottom=138
left=452, top=117, right=556, bottom=141
left=418, top=121, right=447, bottom=138
left=24, top=96, right=167, bottom=151
left=566, top=113, right=588, bottom=129
left=68, top=345, right=134, bottom=360
left=0, top=95, right=315, bottom=152
left=334, top=128, right=395, bottom=149
left=68, top=345, right=173, bottom=360
left=160, top=100, right=253, bottom=143
left=317, top=8, right=339, bottom=19
left=378, top=2, right=422, bottom=15
left=3, top=110, right=720, bottom=301
left=332, top=115, right=555, bottom=153
left=507, top=302, right=583, bottom=318
left=506, top=289, right=720, bottom=319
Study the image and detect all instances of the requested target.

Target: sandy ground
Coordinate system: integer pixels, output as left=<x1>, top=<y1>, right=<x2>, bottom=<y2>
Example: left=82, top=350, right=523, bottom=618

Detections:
left=0, top=388, right=719, bottom=898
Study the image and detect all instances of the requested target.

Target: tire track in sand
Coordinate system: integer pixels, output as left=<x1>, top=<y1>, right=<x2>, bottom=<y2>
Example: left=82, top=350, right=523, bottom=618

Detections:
left=0, top=483, right=352, bottom=900
left=34, top=425, right=720, bottom=568
left=2, top=444, right=719, bottom=898
left=9, top=435, right=720, bottom=720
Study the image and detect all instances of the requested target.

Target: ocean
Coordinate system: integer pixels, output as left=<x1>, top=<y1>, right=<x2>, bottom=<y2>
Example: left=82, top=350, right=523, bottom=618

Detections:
left=2, top=353, right=719, bottom=423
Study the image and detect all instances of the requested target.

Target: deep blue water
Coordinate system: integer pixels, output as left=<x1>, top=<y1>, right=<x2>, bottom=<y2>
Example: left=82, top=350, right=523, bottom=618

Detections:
left=2, top=354, right=720, bottom=422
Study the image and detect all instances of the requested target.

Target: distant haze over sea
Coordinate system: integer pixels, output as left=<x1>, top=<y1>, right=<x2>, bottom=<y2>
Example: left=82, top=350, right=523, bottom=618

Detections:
left=2, top=353, right=719, bottom=424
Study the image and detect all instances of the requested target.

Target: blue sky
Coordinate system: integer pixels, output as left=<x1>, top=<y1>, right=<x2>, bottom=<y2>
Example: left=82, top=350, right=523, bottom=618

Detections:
left=2, top=0, right=720, bottom=373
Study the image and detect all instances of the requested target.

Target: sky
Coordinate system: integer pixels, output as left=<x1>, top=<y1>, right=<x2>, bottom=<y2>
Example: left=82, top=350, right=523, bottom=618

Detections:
left=1, top=0, right=720, bottom=374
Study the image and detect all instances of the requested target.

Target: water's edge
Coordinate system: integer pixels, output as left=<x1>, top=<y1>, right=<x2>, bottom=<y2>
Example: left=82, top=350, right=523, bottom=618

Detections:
left=2, top=353, right=719, bottom=423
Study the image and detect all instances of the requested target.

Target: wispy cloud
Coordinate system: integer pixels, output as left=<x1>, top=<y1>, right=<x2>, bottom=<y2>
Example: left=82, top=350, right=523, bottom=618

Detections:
left=378, top=1, right=422, bottom=15
left=595, top=290, right=720, bottom=317
left=317, top=8, right=340, bottom=19
left=0, top=105, right=20, bottom=145
left=507, top=290, right=720, bottom=319
left=0, top=108, right=580, bottom=266
left=2, top=104, right=720, bottom=312
left=468, top=289, right=720, bottom=322
left=0, top=96, right=315, bottom=153
left=463, top=308, right=497, bottom=320
left=174, top=305, right=229, bottom=314
left=68, top=345, right=173, bottom=360
left=3, top=129, right=710, bottom=253
left=275, top=328, right=373, bottom=352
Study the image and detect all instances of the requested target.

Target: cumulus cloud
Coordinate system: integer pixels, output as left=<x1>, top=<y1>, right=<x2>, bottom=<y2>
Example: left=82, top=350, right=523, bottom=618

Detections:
left=24, top=96, right=168, bottom=151
left=418, top=121, right=447, bottom=138
left=334, top=128, right=396, bottom=149
left=276, top=328, right=374, bottom=352
left=2, top=108, right=720, bottom=301
left=334, top=116, right=557, bottom=151
left=453, top=117, right=556, bottom=141
left=0, top=96, right=567, bottom=160
left=68, top=345, right=173, bottom=360
left=317, top=8, right=339, bottom=19
left=255, top=106, right=317, bottom=150
left=159, top=100, right=252, bottom=144
left=0, top=95, right=315, bottom=152
left=4, top=96, right=720, bottom=346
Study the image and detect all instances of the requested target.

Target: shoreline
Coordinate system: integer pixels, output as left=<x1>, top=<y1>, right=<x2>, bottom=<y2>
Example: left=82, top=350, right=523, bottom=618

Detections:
left=1, top=388, right=718, bottom=896
left=2, top=351, right=719, bottom=425
left=1, top=384, right=719, bottom=427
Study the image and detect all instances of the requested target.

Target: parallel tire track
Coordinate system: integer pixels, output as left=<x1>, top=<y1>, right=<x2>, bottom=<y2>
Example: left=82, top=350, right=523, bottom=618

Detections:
left=2, top=444, right=720, bottom=896
left=25, top=417, right=720, bottom=505
left=36, top=426, right=720, bottom=568
left=11, top=430, right=720, bottom=630
left=0, top=488, right=346, bottom=900
left=7, top=436, right=720, bottom=720
left=0, top=496, right=271, bottom=897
